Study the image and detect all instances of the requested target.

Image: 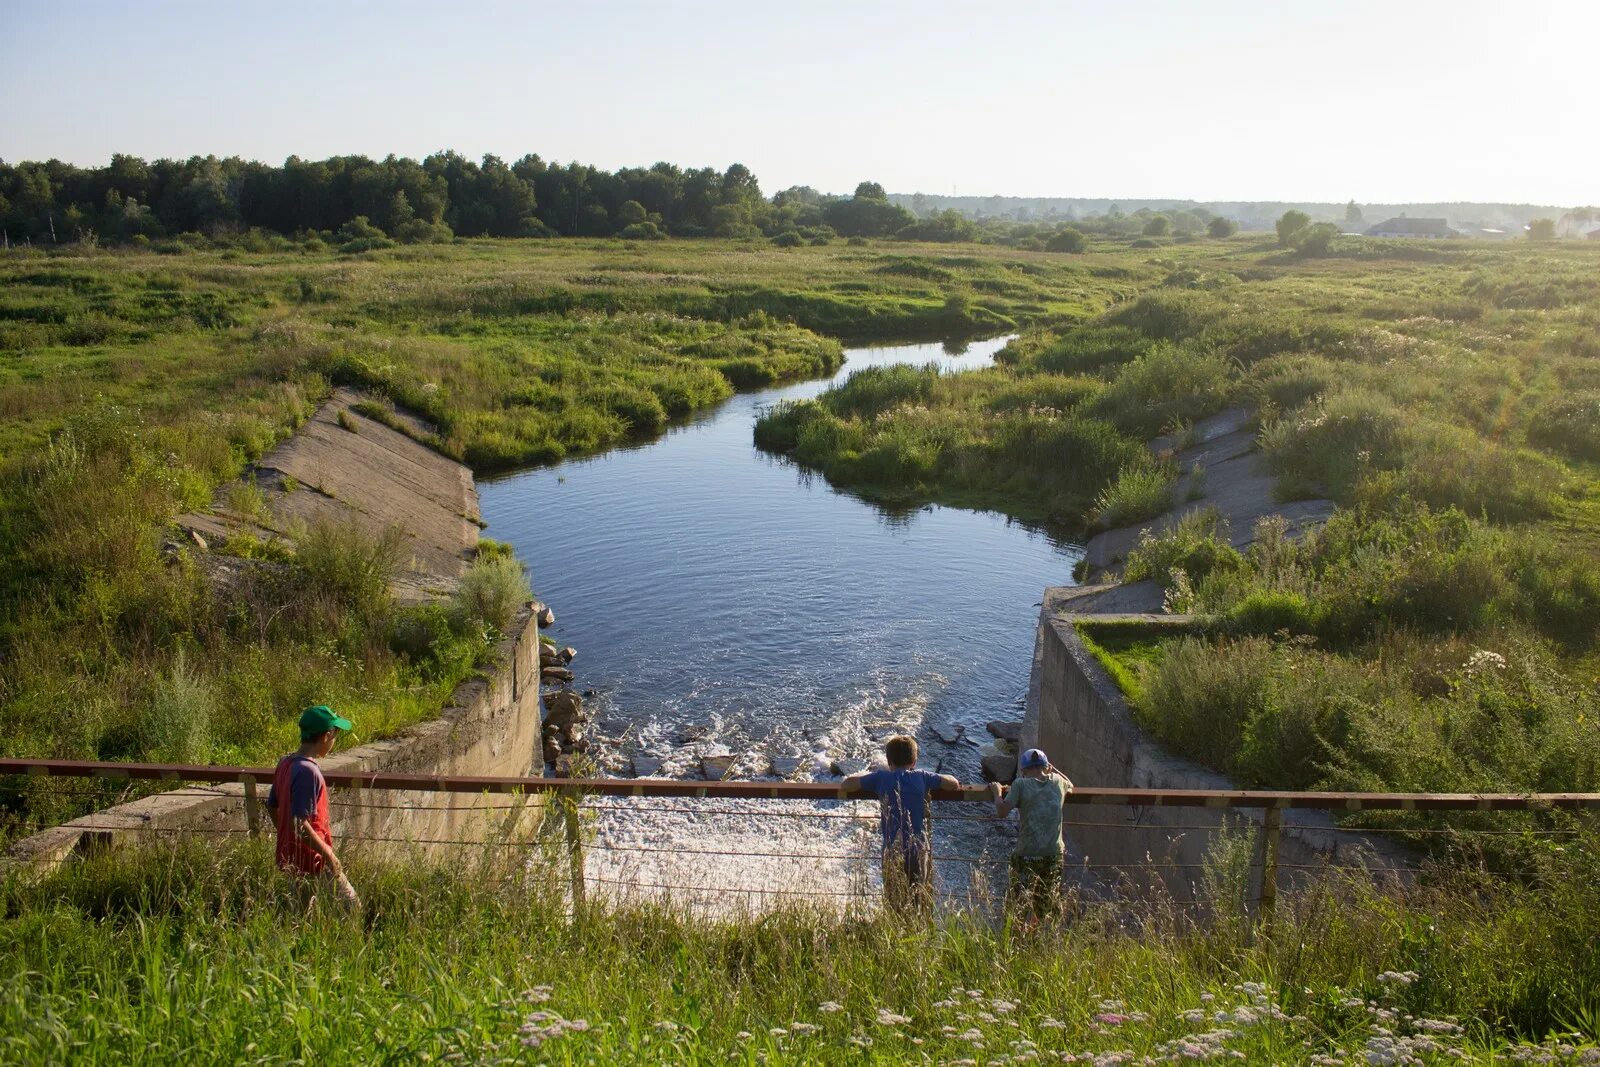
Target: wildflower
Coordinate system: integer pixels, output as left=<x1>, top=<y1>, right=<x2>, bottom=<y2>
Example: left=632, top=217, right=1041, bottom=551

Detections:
left=968, top=989, right=986, bottom=999
left=818, top=1001, right=843, bottom=1014
left=876, top=1009, right=913, bottom=1026
left=959, top=1028, right=985, bottom=1043
left=1041, top=1018, right=1066, bottom=1029
left=789, top=1021, right=819, bottom=1035
left=1464, top=650, right=1507, bottom=677
left=1095, top=1013, right=1129, bottom=1027
left=768, top=1027, right=788, bottom=1037
left=653, top=1020, right=679, bottom=1033
left=934, top=999, right=962, bottom=1010
left=990, top=999, right=1018, bottom=1014
left=735, top=1031, right=753, bottom=1040
left=521, top=985, right=553, bottom=1003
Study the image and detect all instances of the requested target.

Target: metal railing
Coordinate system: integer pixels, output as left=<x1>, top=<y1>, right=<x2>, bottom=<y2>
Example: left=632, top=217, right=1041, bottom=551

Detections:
left=5, top=758, right=1597, bottom=921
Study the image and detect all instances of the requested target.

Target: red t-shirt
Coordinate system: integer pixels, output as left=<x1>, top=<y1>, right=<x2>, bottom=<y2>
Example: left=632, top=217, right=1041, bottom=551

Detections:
left=268, top=754, right=332, bottom=875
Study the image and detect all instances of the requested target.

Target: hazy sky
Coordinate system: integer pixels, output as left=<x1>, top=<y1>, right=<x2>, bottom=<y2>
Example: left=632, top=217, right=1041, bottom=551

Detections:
left=3, top=0, right=1596, bottom=205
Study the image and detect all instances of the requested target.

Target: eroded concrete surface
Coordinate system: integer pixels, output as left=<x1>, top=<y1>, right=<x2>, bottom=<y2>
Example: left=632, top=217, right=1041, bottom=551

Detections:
left=178, top=388, right=478, bottom=600
left=1083, top=407, right=1334, bottom=575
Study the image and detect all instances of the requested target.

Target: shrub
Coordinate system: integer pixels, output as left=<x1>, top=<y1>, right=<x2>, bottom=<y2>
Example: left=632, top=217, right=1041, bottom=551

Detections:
left=770, top=230, right=804, bottom=248
left=1207, top=217, right=1238, bottom=238
left=450, top=553, right=531, bottom=634
left=1123, top=508, right=1246, bottom=586
left=143, top=651, right=214, bottom=764
left=1090, top=462, right=1175, bottom=529
left=1224, top=589, right=1318, bottom=635
left=1090, top=341, right=1235, bottom=436
left=1133, top=635, right=1273, bottom=773
left=618, top=221, right=665, bottom=240
left=1259, top=390, right=1408, bottom=498
left=1045, top=227, right=1087, bottom=252
left=294, top=520, right=405, bottom=615
left=1527, top=390, right=1600, bottom=461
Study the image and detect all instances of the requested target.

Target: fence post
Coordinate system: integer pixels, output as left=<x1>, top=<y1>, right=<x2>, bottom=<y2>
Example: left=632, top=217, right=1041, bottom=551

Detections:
left=1258, top=805, right=1282, bottom=934
left=242, top=776, right=261, bottom=838
left=561, top=788, right=585, bottom=908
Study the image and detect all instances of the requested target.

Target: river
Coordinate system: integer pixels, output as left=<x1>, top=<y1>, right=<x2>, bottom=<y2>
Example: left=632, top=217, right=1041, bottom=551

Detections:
left=479, top=335, right=1082, bottom=909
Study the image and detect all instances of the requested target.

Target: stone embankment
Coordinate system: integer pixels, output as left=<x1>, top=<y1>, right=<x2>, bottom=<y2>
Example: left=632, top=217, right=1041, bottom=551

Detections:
left=1020, top=407, right=1414, bottom=901
left=6, top=390, right=550, bottom=875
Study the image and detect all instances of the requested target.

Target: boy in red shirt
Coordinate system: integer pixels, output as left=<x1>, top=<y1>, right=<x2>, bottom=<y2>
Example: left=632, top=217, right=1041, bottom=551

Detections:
left=265, top=705, right=359, bottom=910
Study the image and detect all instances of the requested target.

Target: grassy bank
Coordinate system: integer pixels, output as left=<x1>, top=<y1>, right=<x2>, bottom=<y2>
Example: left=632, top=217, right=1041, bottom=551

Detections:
left=2, top=839, right=1597, bottom=1065
left=755, top=239, right=1600, bottom=811
left=0, top=237, right=1150, bottom=841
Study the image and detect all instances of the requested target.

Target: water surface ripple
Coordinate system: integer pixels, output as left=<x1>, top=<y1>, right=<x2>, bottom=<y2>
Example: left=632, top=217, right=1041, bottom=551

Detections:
left=479, top=336, right=1083, bottom=908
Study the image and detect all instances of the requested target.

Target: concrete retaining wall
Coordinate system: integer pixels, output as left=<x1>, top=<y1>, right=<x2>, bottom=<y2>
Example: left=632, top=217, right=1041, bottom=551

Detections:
left=1023, top=586, right=1416, bottom=903
left=6, top=608, right=546, bottom=875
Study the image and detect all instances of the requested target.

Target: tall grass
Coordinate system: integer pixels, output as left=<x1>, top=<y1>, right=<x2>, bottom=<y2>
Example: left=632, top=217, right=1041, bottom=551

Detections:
left=0, top=839, right=1595, bottom=1064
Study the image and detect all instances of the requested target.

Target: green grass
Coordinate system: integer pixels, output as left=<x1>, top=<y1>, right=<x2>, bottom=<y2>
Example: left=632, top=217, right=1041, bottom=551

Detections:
left=1, top=838, right=1596, bottom=1065
left=0, top=237, right=1164, bottom=841
left=1072, top=619, right=1184, bottom=706
left=756, top=240, right=1600, bottom=812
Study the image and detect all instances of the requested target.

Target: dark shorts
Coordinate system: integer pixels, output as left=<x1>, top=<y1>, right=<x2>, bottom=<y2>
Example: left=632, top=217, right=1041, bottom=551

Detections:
left=882, top=840, right=933, bottom=910
left=1008, top=854, right=1063, bottom=917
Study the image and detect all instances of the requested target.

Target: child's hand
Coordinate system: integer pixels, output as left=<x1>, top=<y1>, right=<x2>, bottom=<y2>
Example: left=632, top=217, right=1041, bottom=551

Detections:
left=987, top=782, right=1002, bottom=799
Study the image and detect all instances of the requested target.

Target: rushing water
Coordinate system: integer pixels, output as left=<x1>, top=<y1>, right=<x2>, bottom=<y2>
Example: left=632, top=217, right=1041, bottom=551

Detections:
left=479, top=336, right=1082, bottom=908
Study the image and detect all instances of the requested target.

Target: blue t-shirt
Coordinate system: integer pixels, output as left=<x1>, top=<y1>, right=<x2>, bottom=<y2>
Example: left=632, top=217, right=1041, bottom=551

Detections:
left=265, top=755, right=324, bottom=819
left=858, top=768, right=944, bottom=850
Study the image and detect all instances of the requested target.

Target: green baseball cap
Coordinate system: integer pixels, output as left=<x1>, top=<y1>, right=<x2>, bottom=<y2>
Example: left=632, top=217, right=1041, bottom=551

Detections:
left=299, top=704, right=353, bottom=741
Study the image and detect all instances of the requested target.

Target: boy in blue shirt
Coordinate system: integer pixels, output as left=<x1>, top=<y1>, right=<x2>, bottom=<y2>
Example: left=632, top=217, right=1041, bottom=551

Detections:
left=844, top=735, right=961, bottom=911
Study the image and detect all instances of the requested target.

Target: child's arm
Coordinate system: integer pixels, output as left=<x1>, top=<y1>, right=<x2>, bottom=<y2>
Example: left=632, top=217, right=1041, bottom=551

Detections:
left=989, top=781, right=1018, bottom=817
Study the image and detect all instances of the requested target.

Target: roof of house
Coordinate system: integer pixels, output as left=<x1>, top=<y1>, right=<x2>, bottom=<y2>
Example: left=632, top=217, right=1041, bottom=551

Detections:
left=1365, top=217, right=1454, bottom=236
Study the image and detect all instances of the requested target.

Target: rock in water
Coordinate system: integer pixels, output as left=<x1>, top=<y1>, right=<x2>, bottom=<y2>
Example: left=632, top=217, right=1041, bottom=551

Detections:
left=541, top=666, right=574, bottom=683
left=770, top=755, right=803, bottom=778
left=534, top=603, right=555, bottom=627
left=934, top=723, right=965, bottom=745
left=832, top=757, right=868, bottom=777
left=701, top=754, right=736, bottom=780
left=558, top=646, right=577, bottom=664
left=981, top=753, right=1016, bottom=783
left=631, top=755, right=664, bottom=778
left=986, top=720, right=1023, bottom=742
left=544, top=690, right=583, bottom=728
left=542, top=739, right=562, bottom=766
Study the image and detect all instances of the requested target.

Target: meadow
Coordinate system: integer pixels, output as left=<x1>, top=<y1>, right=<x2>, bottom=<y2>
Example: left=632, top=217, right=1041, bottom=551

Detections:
left=754, top=238, right=1600, bottom=820
left=0, top=236, right=1145, bottom=843
left=0, top=835, right=1596, bottom=1065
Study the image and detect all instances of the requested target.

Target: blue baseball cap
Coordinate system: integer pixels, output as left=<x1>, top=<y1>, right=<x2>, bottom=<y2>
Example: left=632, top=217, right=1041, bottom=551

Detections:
left=1020, top=748, right=1049, bottom=770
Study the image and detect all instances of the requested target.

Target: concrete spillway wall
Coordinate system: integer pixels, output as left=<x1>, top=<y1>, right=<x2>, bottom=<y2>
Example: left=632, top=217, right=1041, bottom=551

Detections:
left=5, top=391, right=546, bottom=876
left=1022, top=586, right=1417, bottom=903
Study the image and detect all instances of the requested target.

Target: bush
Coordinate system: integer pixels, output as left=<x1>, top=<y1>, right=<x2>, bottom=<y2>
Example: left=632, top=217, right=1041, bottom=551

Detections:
left=618, top=221, right=665, bottom=240
left=1123, top=508, right=1246, bottom=586
left=294, top=520, right=406, bottom=615
left=770, top=230, right=804, bottom=248
left=1224, top=589, right=1318, bottom=635
left=143, top=651, right=214, bottom=764
left=1089, top=341, right=1235, bottom=436
left=1207, top=217, right=1239, bottom=238
left=1044, top=228, right=1087, bottom=252
left=1259, top=390, right=1408, bottom=498
left=449, top=553, right=530, bottom=634
left=1090, top=462, right=1175, bottom=529
left=1527, top=390, right=1600, bottom=461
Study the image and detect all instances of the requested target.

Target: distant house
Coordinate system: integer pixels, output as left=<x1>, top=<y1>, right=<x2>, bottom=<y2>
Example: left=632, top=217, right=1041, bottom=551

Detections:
left=1588, top=228, right=1600, bottom=241
left=1365, top=217, right=1457, bottom=238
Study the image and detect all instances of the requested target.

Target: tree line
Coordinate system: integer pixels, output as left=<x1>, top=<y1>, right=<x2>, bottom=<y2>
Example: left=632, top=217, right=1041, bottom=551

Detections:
left=0, top=153, right=966, bottom=247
